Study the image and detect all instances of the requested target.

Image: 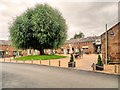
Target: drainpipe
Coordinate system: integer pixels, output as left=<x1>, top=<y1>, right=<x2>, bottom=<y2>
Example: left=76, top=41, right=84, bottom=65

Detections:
left=105, top=24, right=108, bottom=64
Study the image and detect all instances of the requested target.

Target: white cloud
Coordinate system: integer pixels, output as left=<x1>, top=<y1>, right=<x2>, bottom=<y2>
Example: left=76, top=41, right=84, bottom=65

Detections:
left=0, top=0, right=118, bottom=40
left=0, top=3, right=7, bottom=12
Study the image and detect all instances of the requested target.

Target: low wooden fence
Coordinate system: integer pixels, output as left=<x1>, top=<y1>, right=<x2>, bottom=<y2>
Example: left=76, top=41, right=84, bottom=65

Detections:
left=1, top=58, right=68, bottom=68
left=1, top=58, right=119, bottom=74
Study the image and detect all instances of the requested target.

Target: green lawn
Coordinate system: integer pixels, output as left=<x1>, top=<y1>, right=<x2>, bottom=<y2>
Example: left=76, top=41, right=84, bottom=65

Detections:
left=15, top=55, right=66, bottom=60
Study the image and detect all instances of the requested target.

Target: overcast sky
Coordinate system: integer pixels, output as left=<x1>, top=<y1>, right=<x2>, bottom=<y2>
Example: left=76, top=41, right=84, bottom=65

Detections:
left=0, top=0, right=118, bottom=40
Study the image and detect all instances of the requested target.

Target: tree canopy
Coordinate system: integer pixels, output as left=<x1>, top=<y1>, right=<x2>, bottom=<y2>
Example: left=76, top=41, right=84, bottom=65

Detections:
left=71, top=32, right=85, bottom=39
left=9, top=4, right=67, bottom=55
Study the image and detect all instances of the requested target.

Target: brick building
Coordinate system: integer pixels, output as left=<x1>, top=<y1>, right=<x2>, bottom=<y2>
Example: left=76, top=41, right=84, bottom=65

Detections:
left=101, top=22, right=120, bottom=64
left=0, top=40, right=40, bottom=58
left=57, top=36, right=101, bottom=54
left=0, top=36, right=101, bottom=57
left=0, top=40, right=15, bottom=58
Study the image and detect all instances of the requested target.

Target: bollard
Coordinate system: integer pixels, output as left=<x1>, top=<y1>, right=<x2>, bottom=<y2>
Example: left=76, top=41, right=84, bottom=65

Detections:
left=4, top=58, right=5, bottom=62
left=93, top=63, right=96, bottom=71
left=115, top=64, right=117, bottom=73
left=23, top=60, right=25, bottom=63
left=40, top=60, right=41, bottom=64
left=49, top=60, right=51, bottom=66
left=58, top=60, right=60, bottom=67
left=91, top=63, right=96, bottom=71
left=31, top=60, right=33, bottom=64
left=16, top=60, right=18, bottom=63
left=10, top=58, right=11, bottom=62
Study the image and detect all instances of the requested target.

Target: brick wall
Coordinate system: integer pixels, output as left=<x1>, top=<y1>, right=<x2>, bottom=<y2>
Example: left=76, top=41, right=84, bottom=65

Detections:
left=0, top=45, right=15, bottom=57
left=56, top=41, right=96, bottom=54
left=101, top=23, right=120, bottom=63
left=0, top=44, right=41, bottom=57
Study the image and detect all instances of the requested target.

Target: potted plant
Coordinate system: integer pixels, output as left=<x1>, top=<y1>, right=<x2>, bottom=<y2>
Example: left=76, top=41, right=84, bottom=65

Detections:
left=96, top=54, right=104, bottom=70
left=68, top=54, right=76, bottom=67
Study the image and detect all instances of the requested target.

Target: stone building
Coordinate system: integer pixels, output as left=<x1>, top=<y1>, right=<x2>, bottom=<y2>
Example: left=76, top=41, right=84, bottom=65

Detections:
left=101, top=22, right=120, bottom=64
left=57, top=36, right=101, bottom=54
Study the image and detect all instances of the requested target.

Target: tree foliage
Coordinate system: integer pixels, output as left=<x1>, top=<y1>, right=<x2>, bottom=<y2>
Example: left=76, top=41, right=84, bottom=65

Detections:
left=71, top=32, right=85, bottom=39
left=9, top=4, right=67, bottom=54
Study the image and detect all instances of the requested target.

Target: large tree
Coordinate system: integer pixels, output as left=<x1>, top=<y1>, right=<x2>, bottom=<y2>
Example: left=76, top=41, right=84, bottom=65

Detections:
left=71, top=32, right=85, bottom=39
left=9, top=4, right=67, bottom=55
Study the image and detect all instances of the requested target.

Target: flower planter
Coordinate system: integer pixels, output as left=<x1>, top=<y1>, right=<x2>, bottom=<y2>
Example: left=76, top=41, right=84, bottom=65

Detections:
left=68, top=62, right=76, bottom=68
left=96, top=64, right=104, bottom=71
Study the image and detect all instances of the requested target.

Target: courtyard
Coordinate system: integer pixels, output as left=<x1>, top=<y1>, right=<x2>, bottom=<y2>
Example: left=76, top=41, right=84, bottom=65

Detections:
left=0, top=54, right=97, bottom=70
left=0, top=54, right=119, bottom=74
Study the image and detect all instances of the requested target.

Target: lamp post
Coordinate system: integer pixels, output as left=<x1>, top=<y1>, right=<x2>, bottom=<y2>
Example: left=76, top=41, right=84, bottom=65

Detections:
left=105, top=24, right=108, bottom=64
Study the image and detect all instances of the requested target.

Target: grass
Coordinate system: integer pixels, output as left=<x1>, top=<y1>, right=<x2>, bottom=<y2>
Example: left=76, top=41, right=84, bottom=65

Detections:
left=15, top=55, right=67, bottom=60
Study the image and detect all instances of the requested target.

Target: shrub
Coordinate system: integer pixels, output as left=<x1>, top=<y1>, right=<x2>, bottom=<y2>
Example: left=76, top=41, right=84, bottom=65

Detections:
left=70, top=54, right=74, bottom=62
left=97, top=55, right=103, bottom=65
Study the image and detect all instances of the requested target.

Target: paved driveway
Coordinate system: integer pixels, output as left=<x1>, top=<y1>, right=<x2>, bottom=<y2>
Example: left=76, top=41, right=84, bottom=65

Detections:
left=2, top=62, right=118, bottom=88
left=0, top=54, right=98, bottom=71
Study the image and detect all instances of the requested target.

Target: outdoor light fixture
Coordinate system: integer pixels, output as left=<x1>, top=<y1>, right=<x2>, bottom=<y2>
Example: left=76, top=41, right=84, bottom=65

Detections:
left=110, top=31, right=114, bottom=38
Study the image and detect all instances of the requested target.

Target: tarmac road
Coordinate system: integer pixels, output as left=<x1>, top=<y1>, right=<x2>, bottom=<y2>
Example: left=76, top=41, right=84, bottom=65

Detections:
left=1, top=62, right=118, bottom=88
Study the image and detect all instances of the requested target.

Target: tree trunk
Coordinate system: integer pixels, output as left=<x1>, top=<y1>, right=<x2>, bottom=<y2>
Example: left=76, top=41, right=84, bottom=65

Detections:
left=39, top=48, right=44, bottom=55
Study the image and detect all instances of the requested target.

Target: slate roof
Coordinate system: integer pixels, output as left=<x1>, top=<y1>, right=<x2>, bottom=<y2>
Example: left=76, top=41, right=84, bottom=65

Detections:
left=101, top=22, right=120, bottom=36
left=0, top=40, right=10, bottom=45
left=0, top=36, right=100, bottom=45
left=65, top=36, right=100, bottom=44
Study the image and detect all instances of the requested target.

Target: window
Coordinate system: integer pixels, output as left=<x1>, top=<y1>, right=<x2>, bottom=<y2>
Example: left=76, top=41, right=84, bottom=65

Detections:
left=29, top=50, right=32, bottom=54
left=28, top=49, right=32, bottom=55
left=61, top=48, right=63, bottom=51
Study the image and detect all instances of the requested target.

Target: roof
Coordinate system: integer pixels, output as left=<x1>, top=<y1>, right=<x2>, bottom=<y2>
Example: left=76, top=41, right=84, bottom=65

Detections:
left=65, top=36, right=100, bottom=44
left=0, top=40, right=10, bottom=45
left=101, top=22, right=120, bottom=36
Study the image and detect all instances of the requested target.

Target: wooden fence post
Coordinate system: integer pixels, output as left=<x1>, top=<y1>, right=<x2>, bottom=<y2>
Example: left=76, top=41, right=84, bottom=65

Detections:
left=31, top=60, right=33, bottom=64
left=91, top=63, right=96, bottom=71
left=10, top=58, right=11, bottom=62
left=49, top=60, right=51, bottom=66
left=58, top=60, right=60, bottom=67
left=16, top=60, right=18, bottom=63
left=40, top=60, right=41, bottom=64
left=114, top=64, right=117, bottom=73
